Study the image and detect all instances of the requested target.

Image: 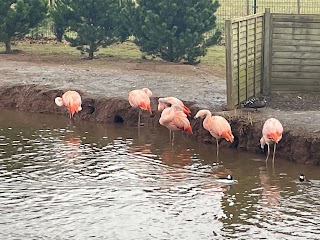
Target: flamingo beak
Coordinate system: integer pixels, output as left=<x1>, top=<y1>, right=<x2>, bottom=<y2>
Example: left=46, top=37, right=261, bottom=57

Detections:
left=268, top=132, right=280, bottom=143
left=274, top=133, right=280, bottom=144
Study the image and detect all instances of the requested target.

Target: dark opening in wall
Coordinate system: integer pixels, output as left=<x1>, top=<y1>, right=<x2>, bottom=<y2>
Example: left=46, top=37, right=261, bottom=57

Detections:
left=230, top=135, right=239, bottom=148
left=87, top=105, right=95, bottom=114
left=114, top=115, right=124, bottom=123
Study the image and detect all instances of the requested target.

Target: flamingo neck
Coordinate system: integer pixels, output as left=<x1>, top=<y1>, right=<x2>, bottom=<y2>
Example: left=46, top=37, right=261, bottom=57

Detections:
left=202, top=110, right=212, bottom=124
left=55, top=97, right=64, bottom=107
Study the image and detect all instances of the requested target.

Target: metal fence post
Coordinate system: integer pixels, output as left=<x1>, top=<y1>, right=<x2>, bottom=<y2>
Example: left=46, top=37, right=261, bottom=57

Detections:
left=253, top=0, right=257, bottom=14
left=297, top=0, right=301, bottom=14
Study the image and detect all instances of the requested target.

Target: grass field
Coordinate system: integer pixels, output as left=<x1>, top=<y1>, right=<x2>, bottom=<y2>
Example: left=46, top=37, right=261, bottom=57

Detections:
left=0, top=41, right=226, bottom=71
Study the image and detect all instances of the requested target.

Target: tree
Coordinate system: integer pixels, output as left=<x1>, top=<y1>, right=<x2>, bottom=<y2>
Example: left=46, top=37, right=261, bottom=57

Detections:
left=0, top=0, right=48, bottom=53
left=126, top=0, right=221, bottom=64
left=62, top=0, right=126, bottom=60
left=50, top=0, right=73, bottom=42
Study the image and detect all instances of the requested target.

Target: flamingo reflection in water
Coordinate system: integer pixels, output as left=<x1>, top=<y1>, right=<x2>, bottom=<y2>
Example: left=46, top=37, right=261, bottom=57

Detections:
left=63, top=133, right=82, bottom=160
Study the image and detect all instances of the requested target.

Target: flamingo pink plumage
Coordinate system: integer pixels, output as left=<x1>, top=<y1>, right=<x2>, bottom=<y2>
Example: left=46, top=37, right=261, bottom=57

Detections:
left=55, top=90, right=82, bottom=118
left=260, top=118, right=283, bottom=163
left=159, top=104, right=193, bottom=143
left=195, top=109, right=234, bottom=159
left=128, top=88, right=152, bottom=127
left=158, top=97, right=191, bottom=117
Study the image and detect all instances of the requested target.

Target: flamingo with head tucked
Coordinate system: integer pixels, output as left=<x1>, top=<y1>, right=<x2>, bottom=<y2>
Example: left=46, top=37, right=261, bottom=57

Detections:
left=55, top=90, right=82, bottom=118
left=158, top=97, right=191, bottom=140
left=260, top=118, right=283, bottom=164
left=159, top=104, right=193, bottom=144
left=194, top=109, right=234, bottom=160
left=158, top=97, right=191, bottom=117
left=128, top=88, right=153, bottom=127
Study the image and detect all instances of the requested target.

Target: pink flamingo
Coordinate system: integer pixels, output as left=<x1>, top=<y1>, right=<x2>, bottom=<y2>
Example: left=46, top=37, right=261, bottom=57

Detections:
left=158, top=97, right=191, bottom=116
left=128, top=88, right=152, bottom=127
left=159, top=104, right=193, bottom=143
left=55, top=90, right=82, bottom=118
left=260, top=118, right=283, bottom=163
left=158, top=97, right=191, bottom=140
left=194, top=109, right=234, bottom=159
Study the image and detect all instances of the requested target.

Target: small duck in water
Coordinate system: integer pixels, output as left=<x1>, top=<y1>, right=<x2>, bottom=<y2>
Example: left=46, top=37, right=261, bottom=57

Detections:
left=299, top=174, right=312, bottom=184
left=242, top=96, right=266, bottom=111
left=216, top=174, right=237, bottom=184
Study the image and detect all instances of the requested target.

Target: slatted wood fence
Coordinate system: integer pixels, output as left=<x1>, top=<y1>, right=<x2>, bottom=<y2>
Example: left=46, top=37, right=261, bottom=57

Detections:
left=269, top=14, right=320, bottom=92
left=226, top=9, right=320, bottom=109
left=225, top=13, right=264, bottom=109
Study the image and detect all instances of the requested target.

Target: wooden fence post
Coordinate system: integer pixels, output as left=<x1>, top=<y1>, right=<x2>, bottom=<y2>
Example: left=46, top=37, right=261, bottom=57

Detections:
left=246, top=0, right=250, bottom=15
left=225, top=19, right=235, bottom=110
left=262, top=8, right=271, bottom=94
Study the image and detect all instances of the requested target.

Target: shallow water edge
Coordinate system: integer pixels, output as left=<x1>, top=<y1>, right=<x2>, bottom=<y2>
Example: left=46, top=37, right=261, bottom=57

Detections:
left=0, top=84, right=319, bottom=165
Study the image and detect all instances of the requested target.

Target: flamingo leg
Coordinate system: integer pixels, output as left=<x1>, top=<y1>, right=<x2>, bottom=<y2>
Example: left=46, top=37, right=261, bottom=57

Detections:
left=216, top=138, right=219, bottom=161
left=265, top=143, right=270, bottom=162
left=272, top=143, right=277, bottom=164
left=172, top=131, right=175, bottom=142
left=138, top=109, right=141, bottom=127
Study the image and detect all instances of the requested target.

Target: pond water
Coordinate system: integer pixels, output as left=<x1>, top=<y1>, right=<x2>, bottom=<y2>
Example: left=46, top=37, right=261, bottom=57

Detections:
left=0, top=109, right=319, bottom=240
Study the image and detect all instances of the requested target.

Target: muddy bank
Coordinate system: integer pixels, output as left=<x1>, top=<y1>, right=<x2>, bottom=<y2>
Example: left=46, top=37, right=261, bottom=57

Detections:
left=0, top=84, right=319, bottom=165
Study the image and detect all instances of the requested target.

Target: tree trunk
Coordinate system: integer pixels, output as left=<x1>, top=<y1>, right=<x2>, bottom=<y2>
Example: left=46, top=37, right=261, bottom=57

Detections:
left=88, top=43, right=94, bottom=60
left=5, top=41, right=12, bottom=53
left=88, top=50, right=94, bottom=60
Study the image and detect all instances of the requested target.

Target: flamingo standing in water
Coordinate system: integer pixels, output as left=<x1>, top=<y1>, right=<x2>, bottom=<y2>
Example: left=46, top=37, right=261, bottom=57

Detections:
left=158, top=97, right=191, bottom=116
left=128, top=88, right=152, bottom=127
left=159, top=104, right=193, bottom=144
left=55, top=90, right=82, bottom=118
left=158, top=97, right=191, bottom=140
left=260, top=118, right=283, bottom=163
left=194, top=109, right=234, bottom=160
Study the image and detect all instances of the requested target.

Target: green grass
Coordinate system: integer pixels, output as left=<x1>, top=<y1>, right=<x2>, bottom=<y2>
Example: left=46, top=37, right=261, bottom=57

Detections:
left=5, top=41, right=143, bottom=59
left=203, top=45, right=225, bottom=68
left=0, top=41, right=226, bottom=70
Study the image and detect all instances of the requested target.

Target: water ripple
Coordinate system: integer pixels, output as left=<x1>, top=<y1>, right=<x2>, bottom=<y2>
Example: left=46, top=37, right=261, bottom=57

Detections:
left=0, top=110, right=319, bottom=239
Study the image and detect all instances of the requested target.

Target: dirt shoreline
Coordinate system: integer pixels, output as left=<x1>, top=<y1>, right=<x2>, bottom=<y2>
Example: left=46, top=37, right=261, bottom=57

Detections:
left=0, top=56, right=320, bottom=165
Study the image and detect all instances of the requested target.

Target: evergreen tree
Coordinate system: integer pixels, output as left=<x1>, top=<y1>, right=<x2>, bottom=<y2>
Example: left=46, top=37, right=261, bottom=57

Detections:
left=126, top=0, right=221, bottom=64
left=63, top=0, right=125, bottom=60
left=0, top=0, right=48, bottom=53
left=50, top=0, right=73, bottom=42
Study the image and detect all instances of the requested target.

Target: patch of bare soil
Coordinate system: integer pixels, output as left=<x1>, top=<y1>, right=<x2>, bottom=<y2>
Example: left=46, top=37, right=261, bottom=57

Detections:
left=266, top=92, right=320, bottom=111
left=0, top=53, right=227, bottom=111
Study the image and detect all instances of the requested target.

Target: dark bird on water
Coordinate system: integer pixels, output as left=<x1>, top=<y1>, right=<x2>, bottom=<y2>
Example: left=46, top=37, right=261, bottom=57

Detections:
left=216, top=174, right=237, bottom=184
left=299, top=174, right=312, bottom=184
left=242, top=96, right=266, bottom=111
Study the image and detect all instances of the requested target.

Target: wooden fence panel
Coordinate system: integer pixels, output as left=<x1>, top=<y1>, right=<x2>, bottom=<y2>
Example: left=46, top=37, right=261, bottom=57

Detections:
left=226, top=10, right=320, bottom=107
left=270, top=13, right=320, bottom=91
left=225, top=13, right=264, bottom=109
